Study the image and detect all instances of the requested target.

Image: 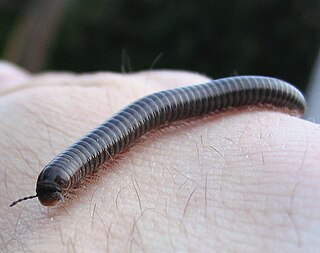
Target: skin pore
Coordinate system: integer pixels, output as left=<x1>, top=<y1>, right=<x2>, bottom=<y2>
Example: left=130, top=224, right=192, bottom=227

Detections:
left=0, top=62, right=319, bottom=252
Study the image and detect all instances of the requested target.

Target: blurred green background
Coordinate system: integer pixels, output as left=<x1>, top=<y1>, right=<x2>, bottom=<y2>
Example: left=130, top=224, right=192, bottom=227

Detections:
left=1, top=0, right=320, bottom=91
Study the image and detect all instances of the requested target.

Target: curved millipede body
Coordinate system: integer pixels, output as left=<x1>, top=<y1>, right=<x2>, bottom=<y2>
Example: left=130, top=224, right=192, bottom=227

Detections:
left=10, top=76, right=306, bottom=207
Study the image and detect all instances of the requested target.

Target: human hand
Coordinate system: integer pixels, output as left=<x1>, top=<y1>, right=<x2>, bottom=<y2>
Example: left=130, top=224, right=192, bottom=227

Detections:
left=1, top=62, right=319, bottom=252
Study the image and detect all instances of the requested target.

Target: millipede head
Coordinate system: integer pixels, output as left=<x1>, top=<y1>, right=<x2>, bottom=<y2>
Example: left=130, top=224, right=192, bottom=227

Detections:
left=36, top=182, right=64, bottom=206
left=9, top=195, right=38, bottom=207
left=10, top=184, right=64, bottom=207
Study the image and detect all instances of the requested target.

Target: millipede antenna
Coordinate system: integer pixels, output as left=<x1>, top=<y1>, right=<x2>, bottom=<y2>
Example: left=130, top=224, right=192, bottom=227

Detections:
left=9, top=195, right=38, bottom=207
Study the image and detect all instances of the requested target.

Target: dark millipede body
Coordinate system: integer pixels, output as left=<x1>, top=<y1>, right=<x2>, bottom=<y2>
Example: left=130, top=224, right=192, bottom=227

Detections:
left=10, top=76, right=306, bottom=207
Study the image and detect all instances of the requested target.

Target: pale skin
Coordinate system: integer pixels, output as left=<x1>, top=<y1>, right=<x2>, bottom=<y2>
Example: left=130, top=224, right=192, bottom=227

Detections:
left=0, top=61, right=319, bottom=252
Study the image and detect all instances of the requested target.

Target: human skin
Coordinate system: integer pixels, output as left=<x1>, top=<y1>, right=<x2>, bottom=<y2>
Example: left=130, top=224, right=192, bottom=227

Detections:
left=0, top=62, right=319, bottom=252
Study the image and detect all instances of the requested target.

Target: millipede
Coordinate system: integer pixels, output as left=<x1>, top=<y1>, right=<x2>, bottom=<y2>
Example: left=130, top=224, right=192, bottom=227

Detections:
left=10, top=76, right=307, bottom=207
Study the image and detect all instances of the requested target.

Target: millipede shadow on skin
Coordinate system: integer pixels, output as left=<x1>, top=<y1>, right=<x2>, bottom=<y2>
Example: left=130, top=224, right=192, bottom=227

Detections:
left=60, top=163, right=117, bottom=206
left=55, top=126, right=186, bottom=207
left=9, top=76, right=306, bottom=208
left=50, top=150, right=140, bottom=208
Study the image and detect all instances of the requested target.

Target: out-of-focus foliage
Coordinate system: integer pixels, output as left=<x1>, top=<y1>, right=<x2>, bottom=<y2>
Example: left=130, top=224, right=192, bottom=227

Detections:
left=0, top=1, right=28, bottom=53
left=1, top=0, right=320, bottom=90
